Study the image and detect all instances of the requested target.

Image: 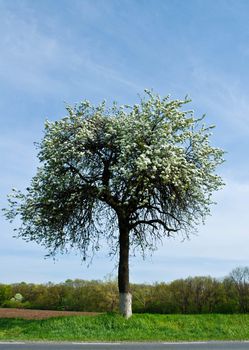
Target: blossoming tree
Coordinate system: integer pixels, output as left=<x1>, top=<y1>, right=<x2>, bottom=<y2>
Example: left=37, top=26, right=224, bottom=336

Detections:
left=5, top=91, right=224, bottom=318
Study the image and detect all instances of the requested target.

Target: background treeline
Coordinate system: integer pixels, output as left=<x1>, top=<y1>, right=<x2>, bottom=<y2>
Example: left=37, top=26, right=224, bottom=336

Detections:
left=1, top=267, right=249, bottom=314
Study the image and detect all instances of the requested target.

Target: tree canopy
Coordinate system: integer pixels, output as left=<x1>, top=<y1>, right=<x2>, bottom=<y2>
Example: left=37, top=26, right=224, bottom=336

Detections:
left=5, top=90, right=224, bottom=317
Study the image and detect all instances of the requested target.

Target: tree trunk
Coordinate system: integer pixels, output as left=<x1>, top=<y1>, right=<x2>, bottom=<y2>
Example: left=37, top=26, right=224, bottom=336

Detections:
left=118, top=215, right=132, bottom=318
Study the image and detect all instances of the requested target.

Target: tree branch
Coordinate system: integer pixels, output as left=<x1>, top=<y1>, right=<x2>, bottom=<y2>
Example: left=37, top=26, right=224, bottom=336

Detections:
left=130, top=219, right=178, bottom=232
left=64, top=163, right=92, bottom=184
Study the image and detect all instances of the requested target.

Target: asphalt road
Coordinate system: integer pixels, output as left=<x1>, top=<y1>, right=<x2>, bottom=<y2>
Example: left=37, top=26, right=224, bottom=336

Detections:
left=1, top=342, right=249, bottom=350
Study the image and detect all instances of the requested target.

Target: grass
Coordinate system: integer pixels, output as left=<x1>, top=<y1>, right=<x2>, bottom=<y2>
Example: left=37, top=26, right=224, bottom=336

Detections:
left=1, top=313, right=249, bottom=342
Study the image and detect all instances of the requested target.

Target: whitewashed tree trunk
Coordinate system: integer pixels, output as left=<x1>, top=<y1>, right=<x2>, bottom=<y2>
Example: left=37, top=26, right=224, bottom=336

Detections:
left=119, top=292, right=132, bottom=319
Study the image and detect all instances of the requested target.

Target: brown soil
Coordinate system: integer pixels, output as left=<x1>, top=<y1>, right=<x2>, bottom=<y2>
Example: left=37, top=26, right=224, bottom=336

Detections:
left=0, top=308, right=100, bottom=320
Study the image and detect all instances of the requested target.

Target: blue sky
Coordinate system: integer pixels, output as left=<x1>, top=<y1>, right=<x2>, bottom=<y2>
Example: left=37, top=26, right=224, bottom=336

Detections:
left=1, top=0, right=249, bottom=284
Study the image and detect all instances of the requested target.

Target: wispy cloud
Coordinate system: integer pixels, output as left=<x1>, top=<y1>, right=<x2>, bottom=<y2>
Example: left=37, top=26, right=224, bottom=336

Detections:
left=0, top=2, right=142, bottom=98
left=190, top=65, right=249, bottom=136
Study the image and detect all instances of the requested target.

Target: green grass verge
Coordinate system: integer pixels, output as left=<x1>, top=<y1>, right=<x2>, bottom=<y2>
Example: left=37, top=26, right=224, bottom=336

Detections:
left=1, top=313, right=249, bottom=342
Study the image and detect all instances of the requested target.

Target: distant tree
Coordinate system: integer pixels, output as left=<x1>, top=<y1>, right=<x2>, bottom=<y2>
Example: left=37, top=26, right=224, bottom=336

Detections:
left=228, top=267, right=249, bottom=312
left=12, top=293, right=24, bottom=302
left=132, top=283, right=154, bottom=313
left=146, top=282, right=173, bottom=314
left=170, top=278, right=192, bottom=313
left=102, top=279, right=119, bottom=312
left=199, top=277, right=226, bottom=313
left=0, top=284, right=12, bottom=306
left=185, top=276, right=222, bottom=313
left=4, top=91, right=224, bottom=318
left=221, top=277, right=239, bottom=313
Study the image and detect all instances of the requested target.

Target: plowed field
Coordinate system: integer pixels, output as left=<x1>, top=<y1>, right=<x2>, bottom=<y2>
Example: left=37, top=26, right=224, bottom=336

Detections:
left=0, top=308, right=99, bottom=319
